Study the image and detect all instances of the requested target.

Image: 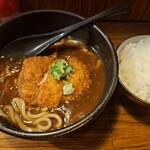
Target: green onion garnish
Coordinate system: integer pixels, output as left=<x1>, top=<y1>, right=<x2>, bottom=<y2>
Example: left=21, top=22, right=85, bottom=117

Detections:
left=50, top=59, right=74, bottom=80
left=63, top=81, right=75, bottom=95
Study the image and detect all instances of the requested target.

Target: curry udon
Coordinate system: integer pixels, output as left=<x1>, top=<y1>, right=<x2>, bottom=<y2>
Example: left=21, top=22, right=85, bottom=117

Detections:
left=0, top=37, right=105, bottom=132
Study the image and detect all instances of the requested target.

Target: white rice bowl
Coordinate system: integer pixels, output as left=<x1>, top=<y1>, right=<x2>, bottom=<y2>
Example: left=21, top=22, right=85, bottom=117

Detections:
left=117, top=35, right=150, bottom=106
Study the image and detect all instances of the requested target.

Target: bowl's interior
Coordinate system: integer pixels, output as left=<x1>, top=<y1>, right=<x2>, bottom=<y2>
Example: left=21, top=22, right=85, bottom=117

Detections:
left=0, top=10, right=118, bottom=139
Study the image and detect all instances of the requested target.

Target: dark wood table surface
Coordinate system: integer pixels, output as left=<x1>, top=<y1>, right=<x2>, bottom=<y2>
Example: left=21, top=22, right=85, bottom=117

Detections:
left=0, top=22, right=150, bottom=150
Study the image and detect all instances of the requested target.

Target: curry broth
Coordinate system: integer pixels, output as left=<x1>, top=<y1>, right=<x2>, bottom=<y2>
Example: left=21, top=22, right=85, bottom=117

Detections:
left=0, top=38, right=105, bottom=129
left=0, top=55, right=23, bottom=105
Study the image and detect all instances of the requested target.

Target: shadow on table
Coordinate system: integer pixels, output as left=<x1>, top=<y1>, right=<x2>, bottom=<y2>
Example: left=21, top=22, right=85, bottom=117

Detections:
left=114, top=85, right=150, bottom=126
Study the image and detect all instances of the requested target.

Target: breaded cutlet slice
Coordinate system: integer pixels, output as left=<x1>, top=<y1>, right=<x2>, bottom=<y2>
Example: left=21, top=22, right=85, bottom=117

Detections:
left=62, top=57, right=91, bottom=102
left=17, top=56, right=62, bottom=109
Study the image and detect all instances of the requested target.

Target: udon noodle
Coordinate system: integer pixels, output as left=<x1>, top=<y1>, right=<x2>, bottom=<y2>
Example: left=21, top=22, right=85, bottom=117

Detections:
left=0, top=98, right=62, bottom=132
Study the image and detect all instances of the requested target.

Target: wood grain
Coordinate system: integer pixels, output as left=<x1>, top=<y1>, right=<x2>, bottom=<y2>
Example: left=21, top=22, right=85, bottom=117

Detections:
left=20, top=0, right=150, bottom=21
left=0, top=22, right=150, bottom=149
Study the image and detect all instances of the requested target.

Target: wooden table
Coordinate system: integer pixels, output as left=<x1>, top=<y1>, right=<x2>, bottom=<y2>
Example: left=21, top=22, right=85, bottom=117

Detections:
left=0, top=22, right=150, bottom=150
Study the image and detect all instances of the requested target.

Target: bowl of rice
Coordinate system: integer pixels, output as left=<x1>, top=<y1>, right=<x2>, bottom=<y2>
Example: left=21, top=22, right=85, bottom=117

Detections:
left=117, top=35, right=150, bottom=107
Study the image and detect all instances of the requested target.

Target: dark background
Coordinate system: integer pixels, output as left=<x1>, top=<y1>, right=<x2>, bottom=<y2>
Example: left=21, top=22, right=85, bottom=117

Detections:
left=20, top=0, right=150, bottom=21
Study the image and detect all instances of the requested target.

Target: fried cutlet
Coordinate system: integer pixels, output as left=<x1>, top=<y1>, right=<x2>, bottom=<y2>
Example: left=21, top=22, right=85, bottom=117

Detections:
left=17, top=56, right=91, bottom=108
left=17, top=56, right=62, bottom=109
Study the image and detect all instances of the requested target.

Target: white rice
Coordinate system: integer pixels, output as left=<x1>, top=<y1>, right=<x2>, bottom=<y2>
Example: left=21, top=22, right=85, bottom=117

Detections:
left=118, top=37, right=150, bottom=103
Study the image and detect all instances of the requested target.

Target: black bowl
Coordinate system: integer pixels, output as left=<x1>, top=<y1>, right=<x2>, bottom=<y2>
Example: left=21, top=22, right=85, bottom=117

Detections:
left=0, top=10, right=118, bottom=139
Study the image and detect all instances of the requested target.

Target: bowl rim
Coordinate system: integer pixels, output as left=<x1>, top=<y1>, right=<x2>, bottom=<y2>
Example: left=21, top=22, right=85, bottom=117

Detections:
left=0, top=9, right=118, bottom=139
left=117, top=35, right=150, bottom=107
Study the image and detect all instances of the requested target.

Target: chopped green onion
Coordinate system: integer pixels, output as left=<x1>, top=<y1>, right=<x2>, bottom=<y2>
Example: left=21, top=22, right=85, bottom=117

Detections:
left=50, top=59, right=74, bottom=80
left=63, top=81, right=75, bottom=95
